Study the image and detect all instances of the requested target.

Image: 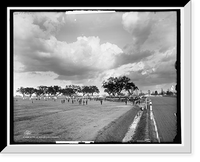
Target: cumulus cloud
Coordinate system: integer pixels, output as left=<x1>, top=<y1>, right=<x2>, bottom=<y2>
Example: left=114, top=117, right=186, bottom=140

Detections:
left=122, top=12, right=155, bottom=48
left=100, top=62, right=145, bottom=80
left=135, top=47, right=176, bottom=85
left=113, top=44, right=153, bottom=67
left=142, top=12, right=176, bottom=53
left=14, top=13, right=123, bottom=82
left=14, top=12, right=177, bottom=93
left=112, top=11, right=177, bottom=90
left=15, top=35, right=122, bottom=77
left=98, top=47, right=176, bottom=90
left=115, top=12, right=157, bottom=68
left=14, top=12, right=65, bottom=40
left=122, top=12, right=176, bottom=52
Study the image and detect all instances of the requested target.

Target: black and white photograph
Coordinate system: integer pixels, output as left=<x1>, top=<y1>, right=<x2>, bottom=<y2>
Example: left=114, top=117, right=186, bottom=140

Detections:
left=12, top=9, right=181, bottom=144
left=2, top=1, right=193, bottom=154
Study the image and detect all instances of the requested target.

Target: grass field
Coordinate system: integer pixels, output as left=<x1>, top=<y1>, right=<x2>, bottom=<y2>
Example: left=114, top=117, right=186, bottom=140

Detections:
left=13, top=98, right=134, bottom=143
left=149, top=96, right=177, bottom=142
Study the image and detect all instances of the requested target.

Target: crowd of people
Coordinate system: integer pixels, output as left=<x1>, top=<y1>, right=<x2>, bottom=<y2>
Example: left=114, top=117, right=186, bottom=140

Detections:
left=105, top=96, right=144, bottom=105
left=61, top=96, right=143, bottom=106
left=60, top=96, right=104, bottom=105
left=16, top=94, right=145, bottom=107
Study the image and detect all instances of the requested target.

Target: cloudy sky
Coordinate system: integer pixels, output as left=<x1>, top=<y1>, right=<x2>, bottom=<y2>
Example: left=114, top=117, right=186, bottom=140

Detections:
left=14, top=11, right=177, bottom=95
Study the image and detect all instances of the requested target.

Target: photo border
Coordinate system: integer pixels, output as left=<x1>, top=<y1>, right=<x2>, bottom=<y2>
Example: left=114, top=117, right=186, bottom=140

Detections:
left=2, top=2, right=191, bottom=153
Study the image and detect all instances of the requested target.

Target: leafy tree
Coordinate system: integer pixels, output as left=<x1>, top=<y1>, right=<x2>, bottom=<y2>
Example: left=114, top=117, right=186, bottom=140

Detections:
left=81, top=86, right=90, bottom=96
left=104, top=89, right=112, bottom=96
left=38, top=86, right=48, bottom=96
left=124, top=82, right=137, bottom=95
left=67, top=85, right=81, bottom=94
left=24, top=87, right=35, bottom=98
left=16, top=87, right=26, bottom=98
left=47, top=86, right=61, bottom=97
left=102, top=76, right=139, bottom=96
left=46, top=86, right=53, bottom=96
left=53, top=86, right=61, bottom=96
left=34, top=88, right=43, bottom=98
left=61, top=87, right=76, bottom=97
left=114, top=76, right=129, bottom=95
left=102, top=77, right=117, bottom=96
left=52, top=85, right=61, bottom=96
left=166, top=90, right=173, bottom=96
left=89, top=86, right=100, bottom=96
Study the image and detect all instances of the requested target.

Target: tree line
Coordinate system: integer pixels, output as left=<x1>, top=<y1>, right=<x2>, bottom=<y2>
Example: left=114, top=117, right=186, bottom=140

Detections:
left=16, top=85, right=100, bottom=99
left=16, top=76, right=139, bottom=98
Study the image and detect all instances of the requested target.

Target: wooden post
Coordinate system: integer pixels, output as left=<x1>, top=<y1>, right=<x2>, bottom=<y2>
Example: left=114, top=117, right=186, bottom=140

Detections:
left=145, top=98, right=148, bottom=110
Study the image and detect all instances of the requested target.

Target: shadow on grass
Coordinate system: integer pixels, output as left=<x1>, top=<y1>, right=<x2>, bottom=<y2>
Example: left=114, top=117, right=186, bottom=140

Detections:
left=130, top=109, right=147, bottom=142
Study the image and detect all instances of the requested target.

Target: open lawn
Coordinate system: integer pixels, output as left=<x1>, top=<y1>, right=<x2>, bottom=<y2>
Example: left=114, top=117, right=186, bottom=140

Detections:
left=13, top=98, right=134, bottom=143
left=149, top=96, right=177, bottom=142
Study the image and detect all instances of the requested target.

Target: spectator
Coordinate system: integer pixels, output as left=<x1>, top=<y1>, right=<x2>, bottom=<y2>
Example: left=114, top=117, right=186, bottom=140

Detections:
left=79, top=98, right=82, bottom=105
left=86, top=99, right=88, bottom=105
left=125, top=98, right=128, bottom=105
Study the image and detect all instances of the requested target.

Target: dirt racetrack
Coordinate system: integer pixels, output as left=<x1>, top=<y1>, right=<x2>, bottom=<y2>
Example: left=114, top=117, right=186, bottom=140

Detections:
left=149, top=97, right=177, bottom=142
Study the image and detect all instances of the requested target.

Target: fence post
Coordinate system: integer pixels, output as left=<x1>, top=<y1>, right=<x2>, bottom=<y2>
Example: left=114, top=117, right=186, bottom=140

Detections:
left=149, top=101, right=152, bottom=111
left=145, top=98, right=148, bottom=110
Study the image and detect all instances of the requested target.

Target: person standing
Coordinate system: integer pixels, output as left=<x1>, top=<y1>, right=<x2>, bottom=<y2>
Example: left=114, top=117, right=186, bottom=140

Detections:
left=79, top=98, right=82, bottom=105
left=125, top=98, right=128, bottom=105
left=86, top=99, right=88, bottom=105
